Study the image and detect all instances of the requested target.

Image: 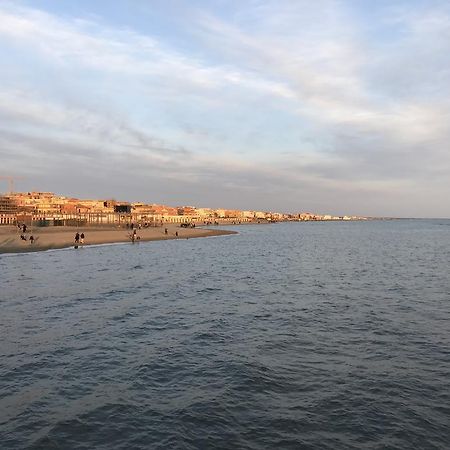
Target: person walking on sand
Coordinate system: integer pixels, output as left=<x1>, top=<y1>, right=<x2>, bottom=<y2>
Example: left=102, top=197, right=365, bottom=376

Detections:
left=75, top=232, right=80, bottom=244
left=29, top=235, right=34, bottom=244
left=164, top=228, right=168, bottom=235
left=80, top=232, right=85, bottom=244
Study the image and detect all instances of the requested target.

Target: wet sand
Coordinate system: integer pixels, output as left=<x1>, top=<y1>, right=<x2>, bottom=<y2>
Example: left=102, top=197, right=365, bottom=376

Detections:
left=0, top=225, right=237, bottom=254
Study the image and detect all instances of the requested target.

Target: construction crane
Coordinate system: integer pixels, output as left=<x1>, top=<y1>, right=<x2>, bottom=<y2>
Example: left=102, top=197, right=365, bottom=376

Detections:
left=0, top=175, right=25, bottom=194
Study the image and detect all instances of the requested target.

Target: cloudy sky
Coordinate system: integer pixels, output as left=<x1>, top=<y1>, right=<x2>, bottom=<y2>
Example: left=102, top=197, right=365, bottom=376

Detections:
left=1, top=0, right=449, bottom=217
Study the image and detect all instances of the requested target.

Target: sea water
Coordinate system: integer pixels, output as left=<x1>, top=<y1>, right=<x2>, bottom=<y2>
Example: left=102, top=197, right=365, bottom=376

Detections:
left=1, top=220, right=449, bottom=449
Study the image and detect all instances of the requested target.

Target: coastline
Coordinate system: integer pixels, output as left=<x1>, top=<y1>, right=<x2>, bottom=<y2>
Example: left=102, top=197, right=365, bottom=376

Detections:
left=0, top=225, right=237, bottom=254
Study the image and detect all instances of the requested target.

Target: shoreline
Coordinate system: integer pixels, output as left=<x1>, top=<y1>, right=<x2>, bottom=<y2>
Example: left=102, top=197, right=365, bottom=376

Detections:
left=0, top=225, right=237, bottom=254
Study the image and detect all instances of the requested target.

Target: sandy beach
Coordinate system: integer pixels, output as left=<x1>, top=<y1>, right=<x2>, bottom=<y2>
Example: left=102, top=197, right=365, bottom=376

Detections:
left=0, top=225, right=236, bottom=254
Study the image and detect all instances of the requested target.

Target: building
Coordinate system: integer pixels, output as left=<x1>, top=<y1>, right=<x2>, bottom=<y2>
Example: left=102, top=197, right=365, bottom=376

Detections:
left=0, top=195, right=18, bottom=224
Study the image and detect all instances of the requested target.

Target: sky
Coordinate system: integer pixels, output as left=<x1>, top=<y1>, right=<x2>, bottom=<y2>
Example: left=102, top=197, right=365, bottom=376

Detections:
left=1, top=0, right=449, bottom=217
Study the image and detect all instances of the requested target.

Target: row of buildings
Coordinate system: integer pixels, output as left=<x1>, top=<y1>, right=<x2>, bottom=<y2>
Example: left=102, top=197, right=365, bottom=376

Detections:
left=0, top=191, right=364, bottom=226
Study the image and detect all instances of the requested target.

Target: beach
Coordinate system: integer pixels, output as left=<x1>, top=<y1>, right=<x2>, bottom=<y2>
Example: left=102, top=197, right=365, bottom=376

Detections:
left=0, top=225, right=236, bottom=253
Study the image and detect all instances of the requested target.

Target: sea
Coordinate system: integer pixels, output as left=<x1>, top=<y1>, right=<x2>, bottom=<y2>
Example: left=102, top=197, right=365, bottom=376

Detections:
left=0, top=220, right=449, bottom=450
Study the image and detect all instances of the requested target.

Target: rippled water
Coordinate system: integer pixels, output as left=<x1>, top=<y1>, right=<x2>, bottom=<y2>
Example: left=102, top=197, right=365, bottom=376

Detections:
left=1, top=220, right=449, bottom=449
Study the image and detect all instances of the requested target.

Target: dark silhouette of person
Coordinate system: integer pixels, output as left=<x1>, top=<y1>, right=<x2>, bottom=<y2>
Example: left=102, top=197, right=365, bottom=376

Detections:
left=75, top=232, right=80, bottom=244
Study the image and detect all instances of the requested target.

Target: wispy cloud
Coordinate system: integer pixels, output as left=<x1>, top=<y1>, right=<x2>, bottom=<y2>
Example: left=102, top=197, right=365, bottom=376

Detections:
left=0, top=4, right=296, bottom=98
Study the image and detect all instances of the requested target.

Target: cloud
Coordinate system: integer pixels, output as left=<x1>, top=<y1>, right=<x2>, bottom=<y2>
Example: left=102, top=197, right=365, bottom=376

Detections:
left=0, top=3, right=296, bottom=100
left=0, top=1, right=449, bottom=216
left=189, top=2, right=450, bottom=182
left=0, top=90, right=159, bottom=153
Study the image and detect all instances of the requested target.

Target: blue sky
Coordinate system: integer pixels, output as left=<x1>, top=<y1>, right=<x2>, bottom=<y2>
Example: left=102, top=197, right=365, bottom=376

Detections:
left=1, top=0, right=449, bottom=216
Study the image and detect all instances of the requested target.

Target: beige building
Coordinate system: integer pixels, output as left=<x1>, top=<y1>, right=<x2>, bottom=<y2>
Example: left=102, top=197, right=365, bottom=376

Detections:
left=0, top=195, right=17, bottom=224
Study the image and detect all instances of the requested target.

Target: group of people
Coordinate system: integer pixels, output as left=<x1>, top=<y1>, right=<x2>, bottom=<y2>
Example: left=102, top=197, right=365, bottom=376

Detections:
left=17, top=223, right=35, bottom=244
left=74, top=232, right=85, bottom=248
left=180, top=223, right=196, bottom=228
left=164, top=228, right=178, bottom=237
left=129, top=228, right=141, bottom=242
left=126, top=222, right=148, bottom=230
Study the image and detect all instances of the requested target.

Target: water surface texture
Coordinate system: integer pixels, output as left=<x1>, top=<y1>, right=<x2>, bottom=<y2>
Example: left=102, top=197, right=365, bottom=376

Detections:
left=1, top=220, right=449, bottom=449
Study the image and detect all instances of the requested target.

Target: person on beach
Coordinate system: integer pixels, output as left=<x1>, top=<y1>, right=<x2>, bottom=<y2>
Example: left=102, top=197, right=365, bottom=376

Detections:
left=175, top=231, right=178, bottom=237
left=22, top=224, right=27, bottom=233
left=29, top=235, right=34, bottom=244
left=20, top=234, right=27, bottom=241
left=75, top=232, right=80, bottom=244
left=164, top=228, right=168, bottom=235
left=80, top=233, right=85, bottom=244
